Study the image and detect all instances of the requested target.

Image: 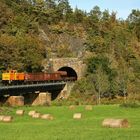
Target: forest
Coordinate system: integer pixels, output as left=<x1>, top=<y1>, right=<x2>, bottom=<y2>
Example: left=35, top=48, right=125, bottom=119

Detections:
left=0, top=0, right=140, bottom=103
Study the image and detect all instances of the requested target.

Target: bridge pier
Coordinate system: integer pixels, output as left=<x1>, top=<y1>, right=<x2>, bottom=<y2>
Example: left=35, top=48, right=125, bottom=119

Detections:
left=29, top=92, right=51, bottom=106
left=6, top=96, right=24, bottom=106
left=57, top=82, right=75, bottom=99
left=0, top=92, right=51, bottom=106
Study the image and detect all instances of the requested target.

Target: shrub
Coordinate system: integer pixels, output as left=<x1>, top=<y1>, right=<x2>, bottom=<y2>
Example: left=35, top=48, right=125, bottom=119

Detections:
left=120, top=102, right=140, bottom=108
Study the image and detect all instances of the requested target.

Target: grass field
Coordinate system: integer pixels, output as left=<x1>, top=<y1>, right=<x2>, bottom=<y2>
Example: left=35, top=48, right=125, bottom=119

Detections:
left=0, top=105, right=140, bottom=140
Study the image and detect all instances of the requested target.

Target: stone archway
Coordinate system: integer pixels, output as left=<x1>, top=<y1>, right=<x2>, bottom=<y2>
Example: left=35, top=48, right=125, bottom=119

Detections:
left=42, top=58, right=87, bottom=100
left=58, top=66, right=78, bottom=80
left=48, top=58, right=87, bottom=80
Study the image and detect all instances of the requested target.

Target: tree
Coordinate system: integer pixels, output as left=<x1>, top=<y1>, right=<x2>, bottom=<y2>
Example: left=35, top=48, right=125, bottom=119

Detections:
left=94, top=65, right=109, bottom=104
left=72, top=7, right=86, bottom=23
left=128, top=9, right=140, bottom=40
left=88, top=6, right=101, bottom=31
left=56, top=0, right=73, bottom=21
left=118, top=59, right=129, bottom=103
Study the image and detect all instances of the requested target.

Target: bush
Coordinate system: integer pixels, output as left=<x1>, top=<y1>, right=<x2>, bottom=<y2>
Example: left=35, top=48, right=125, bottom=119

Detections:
left=101, top=98, right=124, bottom=105
left=120, top=102, right=140, bottom=108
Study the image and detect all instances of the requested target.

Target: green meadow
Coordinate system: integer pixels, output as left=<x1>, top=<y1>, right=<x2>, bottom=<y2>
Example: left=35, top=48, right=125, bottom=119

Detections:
left=0, top=105, right=140, bottom=140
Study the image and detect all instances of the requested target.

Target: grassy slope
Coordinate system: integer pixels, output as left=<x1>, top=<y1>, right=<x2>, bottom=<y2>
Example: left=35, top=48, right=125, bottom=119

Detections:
left=0, top=105, right=140, bottom=140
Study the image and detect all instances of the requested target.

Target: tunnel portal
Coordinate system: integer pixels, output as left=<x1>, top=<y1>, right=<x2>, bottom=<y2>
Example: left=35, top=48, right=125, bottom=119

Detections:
left=58, top=67, right=78, bottom=80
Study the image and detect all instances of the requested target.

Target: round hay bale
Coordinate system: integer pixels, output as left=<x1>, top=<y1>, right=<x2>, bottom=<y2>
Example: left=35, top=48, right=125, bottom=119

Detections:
left=85, top=105, right=93, bottom=111
left=2, top=116, right=13, bottom=122
left=0, top=115, right=5, bottom=121
left=73, top=113, right=82, bottom=119
left=32, top=113, right=41, bottom=118
left=28, top=110, right=36, bottom=116
left=102, top=118, right=115, bottom=127
left=102, top=118, right=129, bottom=128
left=16, top=110, right=24, bottom=116
left=41, top=114, right=54, bottom=120
left=69, top=105, right=75, bottom=110
left=110, top=119, right=129, bottom=128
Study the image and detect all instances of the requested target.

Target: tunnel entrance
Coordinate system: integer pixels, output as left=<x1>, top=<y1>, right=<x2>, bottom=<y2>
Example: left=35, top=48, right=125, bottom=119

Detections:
left=58, top=67, right=78, bottom=80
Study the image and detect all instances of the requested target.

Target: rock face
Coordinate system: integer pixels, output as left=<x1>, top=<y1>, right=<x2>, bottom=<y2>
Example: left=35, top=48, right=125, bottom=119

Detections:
left=102, top=118, right=129, bottom=128
left=6, top=96, right=24, bottom=106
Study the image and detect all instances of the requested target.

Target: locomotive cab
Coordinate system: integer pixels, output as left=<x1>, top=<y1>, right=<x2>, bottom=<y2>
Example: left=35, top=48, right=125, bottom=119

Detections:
left=2, top=70, right=25, bottom=85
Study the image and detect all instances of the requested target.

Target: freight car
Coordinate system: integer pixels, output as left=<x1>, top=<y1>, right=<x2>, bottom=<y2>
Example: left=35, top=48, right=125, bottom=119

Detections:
left=1, top=70, right=68, bottom=85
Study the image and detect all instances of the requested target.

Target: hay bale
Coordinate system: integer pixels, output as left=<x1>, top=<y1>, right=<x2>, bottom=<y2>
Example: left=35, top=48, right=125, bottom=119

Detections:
left=73, top=113, right=82, bottom=119
left=110, top=119, right=129, bottom=128
left=32, top=113, right=41, bottom=118
left=69, top=105, right=75, bottom=110
left=102, top=118, right=129, bottom=128
left=102, top=118, right=115, bottom=127
left=85, top=105, right=93, bottom=110
left=16, top=110, right=24, bottom=115
left=0, top=115, right=4, bottom=121
left=28, top=110, right=36, bottom=116
left=41, top=114, right=54, bottom=120
left=2, top=116, right=13, bottom=122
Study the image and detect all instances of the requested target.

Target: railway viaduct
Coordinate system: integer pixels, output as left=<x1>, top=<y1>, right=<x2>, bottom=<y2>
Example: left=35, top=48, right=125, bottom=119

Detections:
left=0, top=58, right=87, bottom=106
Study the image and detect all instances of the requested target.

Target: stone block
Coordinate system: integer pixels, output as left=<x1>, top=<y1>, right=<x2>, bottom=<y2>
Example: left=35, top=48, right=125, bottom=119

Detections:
left=32, top=92, right=51, bottom=106
left=6, top=96, right=24, bottom=106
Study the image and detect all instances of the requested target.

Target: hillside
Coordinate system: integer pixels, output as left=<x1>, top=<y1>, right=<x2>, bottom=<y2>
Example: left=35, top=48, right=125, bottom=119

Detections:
left=0, top=0, right=140, bottom=102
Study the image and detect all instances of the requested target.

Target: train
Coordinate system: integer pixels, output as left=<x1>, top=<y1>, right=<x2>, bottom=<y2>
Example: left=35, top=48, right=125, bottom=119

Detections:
left=1, top=70, right=75, bottom=85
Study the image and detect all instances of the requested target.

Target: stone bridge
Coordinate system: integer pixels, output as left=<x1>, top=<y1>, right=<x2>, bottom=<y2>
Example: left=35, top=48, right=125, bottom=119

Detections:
left=49, top=58, right=86, bottom=80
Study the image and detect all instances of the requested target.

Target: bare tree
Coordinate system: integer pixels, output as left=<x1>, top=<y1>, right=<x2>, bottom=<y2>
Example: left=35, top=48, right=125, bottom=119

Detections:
left=95, top=65, right=109, bottom=104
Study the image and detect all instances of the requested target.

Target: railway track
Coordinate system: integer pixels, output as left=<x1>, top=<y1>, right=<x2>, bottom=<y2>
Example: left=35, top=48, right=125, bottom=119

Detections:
left=0, top=82, right=66, bottom=95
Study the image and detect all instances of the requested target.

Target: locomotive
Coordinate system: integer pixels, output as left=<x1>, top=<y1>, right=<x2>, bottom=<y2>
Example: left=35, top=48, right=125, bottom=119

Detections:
left=1, top=70, right=69, bottom=85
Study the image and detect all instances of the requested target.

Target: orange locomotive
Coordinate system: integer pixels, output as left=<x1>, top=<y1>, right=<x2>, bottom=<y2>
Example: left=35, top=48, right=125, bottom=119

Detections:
left=2, top=70, right=24, bottom=84
left=2, top=70, right=67, bottom=85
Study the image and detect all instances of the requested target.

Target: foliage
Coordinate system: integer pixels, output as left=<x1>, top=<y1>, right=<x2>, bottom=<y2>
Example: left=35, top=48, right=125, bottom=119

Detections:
left=0, top=0, right=140, bottom=102
left=120, top=102, right=140, bottom=108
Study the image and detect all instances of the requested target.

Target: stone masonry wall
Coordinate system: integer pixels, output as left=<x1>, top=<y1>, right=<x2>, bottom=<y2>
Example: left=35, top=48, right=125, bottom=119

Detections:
left=49, top=58, right=86, bottom=79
